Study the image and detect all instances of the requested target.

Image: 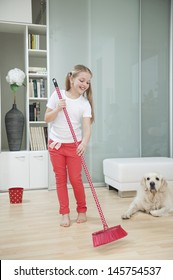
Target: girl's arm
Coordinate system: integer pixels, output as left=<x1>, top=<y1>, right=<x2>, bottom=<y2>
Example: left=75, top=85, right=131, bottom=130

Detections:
left=77, top=117, right=91, bottom=156
left=44, top=99, right=66, bottom=123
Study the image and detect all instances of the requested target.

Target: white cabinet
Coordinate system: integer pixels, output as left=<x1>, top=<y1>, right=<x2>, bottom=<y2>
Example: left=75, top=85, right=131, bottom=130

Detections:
left=0, top=151, right=48, bottom=191
left=0, top=0, right=32, bottom=24
left=0, top=152, right=29, bottom=190
left=29, top=151, right=48, bottom=189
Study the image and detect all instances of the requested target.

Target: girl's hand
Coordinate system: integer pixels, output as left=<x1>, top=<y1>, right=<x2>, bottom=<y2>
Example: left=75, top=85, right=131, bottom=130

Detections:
left=56, top=99, right=66, bottom=111
left=44, top=99, right=66, bottom=123
left=77, top=142, right=86, bottom=156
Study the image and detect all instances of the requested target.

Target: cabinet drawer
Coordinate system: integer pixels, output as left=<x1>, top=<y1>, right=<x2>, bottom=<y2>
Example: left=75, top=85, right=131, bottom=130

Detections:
left=29, top=151, right=48, bottom=189
left=0, top=152, right=29, bottom=190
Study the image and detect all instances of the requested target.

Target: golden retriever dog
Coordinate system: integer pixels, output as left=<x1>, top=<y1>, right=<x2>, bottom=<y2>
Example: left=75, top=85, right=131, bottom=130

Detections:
left=122, top=172, right=173, bottom=219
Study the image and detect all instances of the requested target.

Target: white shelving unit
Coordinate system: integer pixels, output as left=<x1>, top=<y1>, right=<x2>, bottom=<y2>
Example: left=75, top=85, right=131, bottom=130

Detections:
left=26, top=24, right=48, bottom=152
left=0, top=0, right=49, bottom=191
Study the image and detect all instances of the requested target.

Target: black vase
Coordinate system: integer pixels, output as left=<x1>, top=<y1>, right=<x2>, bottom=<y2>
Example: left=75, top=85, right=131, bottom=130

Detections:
left=5, top=103, right=24, bottom=151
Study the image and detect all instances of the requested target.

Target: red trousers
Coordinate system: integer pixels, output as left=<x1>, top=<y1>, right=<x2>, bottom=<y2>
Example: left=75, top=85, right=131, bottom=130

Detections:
left=48, top=140, right=87, bottom=214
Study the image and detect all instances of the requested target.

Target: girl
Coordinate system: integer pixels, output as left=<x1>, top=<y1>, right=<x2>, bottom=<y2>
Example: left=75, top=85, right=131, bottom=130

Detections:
left=45, top=64, right=94, bottom=227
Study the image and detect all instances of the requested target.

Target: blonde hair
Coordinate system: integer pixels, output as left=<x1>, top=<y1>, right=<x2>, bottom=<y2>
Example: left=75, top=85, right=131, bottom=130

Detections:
left=65, top=64, right=95, bottom=123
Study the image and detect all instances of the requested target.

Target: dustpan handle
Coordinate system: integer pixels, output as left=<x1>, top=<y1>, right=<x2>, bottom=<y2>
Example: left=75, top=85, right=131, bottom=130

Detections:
left=52, top=78, right=108, bottom=230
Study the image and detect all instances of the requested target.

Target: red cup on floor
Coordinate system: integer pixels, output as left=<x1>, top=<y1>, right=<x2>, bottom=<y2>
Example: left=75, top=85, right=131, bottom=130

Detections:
left=8, top=187, right=24, bottom=204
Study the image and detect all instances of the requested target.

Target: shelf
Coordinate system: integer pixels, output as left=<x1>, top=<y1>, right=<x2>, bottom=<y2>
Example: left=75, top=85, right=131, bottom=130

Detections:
left=28, top=24, right=47, bottom=34
left=29, top=97, right=47, bottom=101
left=29, top=121, right=47, bottom=125
left=28, top=49, right=47, bottom=57
left=0, top=21, right=26, bottom=33
left=0, top=22, right=46, bottom=34
left=27, top=21, right=48, bottom=143
left=29, top=73, right=47, bottom=78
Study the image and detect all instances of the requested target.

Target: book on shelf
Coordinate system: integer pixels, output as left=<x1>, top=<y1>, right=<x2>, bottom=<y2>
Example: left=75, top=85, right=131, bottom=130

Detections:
left=29, top=67, right=47, bottom=75
left=40, top=78, right=46, bottom=97
left=29, top=127, right=34, bottom=151
left=29, top=102, right=40, bottom=121
left=28, top=34, right=40, bottom=50
left=29, top=80, right=34, bottom=97
left=32, top=79, right=38, bottom=97
left=44, top=126, right=48, bottom=145
left=37, top=80, right=41, bottom=98
left=29, top=126, right=48, bottom=151
left=29, top=78, right=46, bottom=98
left=29, top=104, right=34, bottom=121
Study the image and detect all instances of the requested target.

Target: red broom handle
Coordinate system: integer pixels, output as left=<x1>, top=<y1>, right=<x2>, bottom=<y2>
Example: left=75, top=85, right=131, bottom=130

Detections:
left=52, top=78, right=108, bottom=230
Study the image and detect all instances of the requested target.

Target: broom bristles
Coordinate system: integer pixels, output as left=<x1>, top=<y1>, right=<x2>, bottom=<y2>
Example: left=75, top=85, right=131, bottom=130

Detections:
left=92, top=225, right=128, bottom=247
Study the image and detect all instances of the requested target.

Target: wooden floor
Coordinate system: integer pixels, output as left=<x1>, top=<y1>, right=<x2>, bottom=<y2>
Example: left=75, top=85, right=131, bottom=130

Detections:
left=0, top=187, right=173, bottom=260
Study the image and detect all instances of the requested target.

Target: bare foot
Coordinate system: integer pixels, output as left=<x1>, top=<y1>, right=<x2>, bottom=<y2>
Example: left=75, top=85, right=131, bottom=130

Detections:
left=60, top=214, right=70, bottom=227
left=76, top=212, right=87, bottom=223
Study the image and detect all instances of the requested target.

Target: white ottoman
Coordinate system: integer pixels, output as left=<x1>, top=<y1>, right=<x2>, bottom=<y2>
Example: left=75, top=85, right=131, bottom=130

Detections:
left=103, top=157, right=173, bottom=197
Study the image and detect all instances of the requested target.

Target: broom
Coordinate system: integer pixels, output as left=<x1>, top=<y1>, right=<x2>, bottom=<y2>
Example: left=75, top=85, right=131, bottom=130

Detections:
left=52, top=78, right=128, bottom=247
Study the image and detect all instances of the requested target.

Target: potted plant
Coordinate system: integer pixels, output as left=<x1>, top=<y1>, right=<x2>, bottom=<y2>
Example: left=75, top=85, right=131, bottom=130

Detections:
left=5, top=68, right=26, bottom=151
left=6, top=68, right=25, bottom=104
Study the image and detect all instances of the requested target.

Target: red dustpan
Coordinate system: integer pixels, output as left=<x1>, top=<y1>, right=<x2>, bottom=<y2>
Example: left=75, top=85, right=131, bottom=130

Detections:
left=52, top=78, right=128, bottom=247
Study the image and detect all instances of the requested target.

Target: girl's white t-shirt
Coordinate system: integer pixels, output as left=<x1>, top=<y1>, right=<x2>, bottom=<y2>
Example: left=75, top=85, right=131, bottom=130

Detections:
left=46, top=90, right=92, bottom=143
